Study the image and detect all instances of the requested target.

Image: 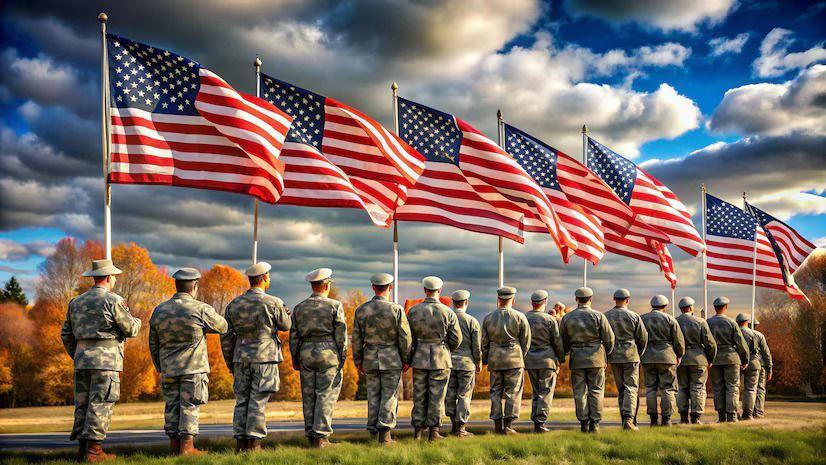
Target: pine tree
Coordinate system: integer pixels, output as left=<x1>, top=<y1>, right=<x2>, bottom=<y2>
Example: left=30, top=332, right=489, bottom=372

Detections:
left=1, top=277, right=28, bottom=307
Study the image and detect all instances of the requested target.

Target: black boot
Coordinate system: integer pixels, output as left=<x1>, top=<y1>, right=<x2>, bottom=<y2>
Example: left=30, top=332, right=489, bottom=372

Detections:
left=494, top=419, right=505, bottom=435
left=450, top=418, right=458, bottom=435
left=588, top=420, right=600, bottom=433
left=661, top=415, right=671, bottom=427
left=679, top=411, right=689, bottom=424
left=690, top=413, right=702, bottom=424
left=580, top=420, right=589, bottom=433
left=413, top=427, right=425, bottom=440
left=717, top=410, right=726, bottom=423
left=650, top=414, right=659, bottom=427
left=726, top=412, right=738, bottom=423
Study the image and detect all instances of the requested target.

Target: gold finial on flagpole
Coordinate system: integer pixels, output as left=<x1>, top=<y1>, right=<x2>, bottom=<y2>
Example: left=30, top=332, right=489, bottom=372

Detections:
left=497, top=109, right=503, bottom=121
left=701, top=182, right=706, bottom=193
left=98, top=12, right=108, bottom=23
left=254, top=56, right=262, bottom=69
left=391, top=81, right=398, bottom=95
left=582, top=124, right=587, bottom=134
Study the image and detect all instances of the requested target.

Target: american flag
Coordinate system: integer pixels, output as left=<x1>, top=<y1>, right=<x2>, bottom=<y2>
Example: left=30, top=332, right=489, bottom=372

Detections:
left=259, top=74, right=425, bottom=227
left=394, top=98, right=576, bottom=259
left=705, top=194, right=806, bottom=301
left=107, top=34, right=292, bottom=203
left=745, top=202, right=817, bottom=272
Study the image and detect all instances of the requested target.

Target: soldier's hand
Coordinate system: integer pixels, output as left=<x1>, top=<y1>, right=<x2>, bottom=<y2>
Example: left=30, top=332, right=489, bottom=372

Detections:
left=357, top=364, right=365, bottom=376
left=676, top=357, right=682, bottom=366
left=708, top=363, right=713, bottom=368
left=475, top=365, right=481, bottom=374
left=741, top=364, right=748, bottom=370
left=767, top=372, right=773, bottom=381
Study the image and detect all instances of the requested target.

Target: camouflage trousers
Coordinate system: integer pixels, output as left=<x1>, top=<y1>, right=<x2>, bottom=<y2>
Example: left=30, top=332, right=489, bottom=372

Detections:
left=411, top=369, right=450, bottom=428
left=526, top=368, right=557, bottom=424
left=740, top=365, right=760, bottom=415
left=300, top=366, right=342, bottom=438
left=489, top=368, right=524, bottom=421
left=71, top=370, right=120, bottom=441
left=610, top=362, right=640, bottom=420
left=161, top=373, right=209, bottom=436
left=365, top=370, right=402, bottom=432
left=710, top=365, right=739, bottom=415
left=676, top=365, right=708, bottom=415
left=643, top=364, right=678, bottom=418
left=571, top=367, right=605, bottom=422
left=755, top=368, right=767, bottom=416
left=445, top=370, right=475, bottom=424
left=232, top=362, right=280, bottom=439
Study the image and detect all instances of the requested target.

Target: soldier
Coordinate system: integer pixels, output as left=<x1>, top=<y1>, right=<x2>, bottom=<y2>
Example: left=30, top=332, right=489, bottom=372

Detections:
left=735, top=313, right=762, bottom=421
left=560, top=287, right=614, bottom=433
left=706, top=297, right=749, bottom=423
left=752, top=318, right=773, bottom=418
left=524, top=290, right=563, bottom=433
left=61, top=259, right=141, bottom=462
left=640, top=295, right=685, bottom=427
left=408, top=276, right=462, bottom=441
left=290, top=268, right=348, bottom=448
left=675, top=297, right=716, bottom=424
left=444, top=289, right=481, bottom=438
left=351, top=273, right=412, bottom=445
left=221, top=262, right=291, bottom=452
left=550, top=301, right=566, bottom=320
left=149, top=268, right=228, bottom=455
left=604, top=289, right=648, bottom=431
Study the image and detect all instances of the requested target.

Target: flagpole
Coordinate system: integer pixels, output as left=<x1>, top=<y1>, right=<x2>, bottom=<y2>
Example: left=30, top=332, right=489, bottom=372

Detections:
left=701, top=183, right=708, bottom=319
left=745, top=192, right=757, bottom=329
left=99, top=12, right=112, bottom=260
left=496, top=109, right=505, bottom=288
left=391, top=82, right=400, bottom=303
left=671, top=288, right=676, bottom=317
left=581, top=124, right=588, bottom=287
left=251, top=56, right=262, bottom=264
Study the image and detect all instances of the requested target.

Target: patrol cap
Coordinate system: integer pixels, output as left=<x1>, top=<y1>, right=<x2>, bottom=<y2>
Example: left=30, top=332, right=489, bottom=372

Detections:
left=422, top=276, right=443, bottom=290
left=613, top=288, right=631, bottom=299
left=735, top=313, right=750, bottom=323
left=531, top=289, right=549, bottom=302
left=575, top=287, right=594, bottom=298
left=650, top=294, right=669, bottom=307
left=713, top=296, right=730, bottom=307
left=678, top=296, right=695, bottom=309
left=245, top=261, right=272, bottom=277
left=306, top=268, right=333, bottom=283
left=497, top=286, right=517, bottom=298
left=452, top=290, right=470, bottom=301
left=554, top=301, right=565, bottom=308
left=82, top=259, right=123, bottom=277
left=370, top=273, right=394, bottom=286
left=172, top=267, right=201, bottom=281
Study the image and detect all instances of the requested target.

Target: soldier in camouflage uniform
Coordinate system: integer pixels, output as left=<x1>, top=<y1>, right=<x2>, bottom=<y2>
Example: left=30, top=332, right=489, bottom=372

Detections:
left=351, top=273, right=412, bottom=445
left=560, top=287, right=615, bottom=433
left=408, top=276, right=462, bottom=441
left=675, top=297, right=716, bottom=424
left=604, top=289, right=648, bottom=431
left=221, top=262, right=291, bottom=452
left=524, top=290, right=563, bottom=433
left=752, top=318, right=772, bottom=418
left=735, top=313, right=762, bottom=420
left=61, top=259, right=141, bottom=462
left=290, top=268, right=348, bottom=448
left=149, top=268, right=228, bottom=455
left=640, top=295, right=685, bottom=427
left=444, top=289, right=481, bottom=438
left=707, top=297, right=749, bottom=423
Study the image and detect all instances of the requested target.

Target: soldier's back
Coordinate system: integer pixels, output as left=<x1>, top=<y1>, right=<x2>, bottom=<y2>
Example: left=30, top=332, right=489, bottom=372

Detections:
left=739, top=326, right=761, bottom=368
left=524, top=310, right=561, bottom=369
left=483, top=307, right=529, bottom=370
left=68, top=287, right=126, bottom=340
left=225, top=288, right=289, bottom=363
left=66, top=286, right=139, bottom=371
left=291, top=294, right=346, bottom=371
left=605, top=307, right=642, bottom=363
left=640, top=311, right=679, bottom=364
left=451, top=311, right=480, bottom=371
left=561, top=307, right=611, bottom=369
left=707, top=314, right=741, bottom=365
left=150, top=293, right=222, bottom=376
left=353, top=296, right=407, bottom=371
left=408, top=299, right=457, bottom=370
left=677, top=313, right=711, bottom=366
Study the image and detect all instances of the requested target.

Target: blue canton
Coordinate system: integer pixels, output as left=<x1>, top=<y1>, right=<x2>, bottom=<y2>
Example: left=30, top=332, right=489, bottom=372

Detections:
left=260, top=74, right=325, bottom=148
left=706, top=194, right=756, bottom=240
left=745, top=202, right=792, bottom=282
left=397, top=97, right=462, bottom=165
left=586, top=137, right=636, bottom=205
left=107, top=34, right=200, bottom=116
left=504, top=123, right=559, bottom=191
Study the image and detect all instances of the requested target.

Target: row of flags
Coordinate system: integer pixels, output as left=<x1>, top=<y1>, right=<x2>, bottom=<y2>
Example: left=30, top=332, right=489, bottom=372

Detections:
left=103, top=31, right=817, bottom=303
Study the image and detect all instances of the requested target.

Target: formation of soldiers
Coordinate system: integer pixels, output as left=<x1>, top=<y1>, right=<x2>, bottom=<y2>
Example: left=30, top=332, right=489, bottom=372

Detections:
left=61, top=259, right=773, bottom=461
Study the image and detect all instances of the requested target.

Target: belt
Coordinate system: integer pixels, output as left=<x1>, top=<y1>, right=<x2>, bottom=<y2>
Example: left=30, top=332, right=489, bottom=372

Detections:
left=417, top=338, right=444, bottom=344
left=366, top=342, right=397, bottom=347
left=571, top=342, right=598, bottom=348
left=494, top=341, right=517, bottom=347
left=686, top=344, right=703, bottom=349
left=76, top=338, right=120, bottom=348
left=303, top=336, right=335, bottom=343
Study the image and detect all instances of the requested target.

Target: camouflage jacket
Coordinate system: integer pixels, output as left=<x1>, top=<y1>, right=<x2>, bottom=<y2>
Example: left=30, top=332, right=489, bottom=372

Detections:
left=289, top=293, right=348, bottom=370
left=604, top=306, right=648, bottom=364
left=560, top=305, right=615, bottom=369
left=61, top=285, right=142, bottom=371
left=450, top=308, right=482, bottom=372
left=407, top=297, right=462, bottom=370
left=739, top=326, right=762, bottom=370
left=149, top=292, right=228, bottom=376
left=707, top=314, right=749, bottom=366
left=351, top=295, right=412, bottom=372
left=676, top=313, right=717, bottom=366
left=640, top=310, right=685, bottom=365
left=221, top=287, right=291, bottom=366
left=524, top=310, right=564, bottom=370
left=481, top=307, right=531, bottom=370
left=754, top=329, right=773, bottom=375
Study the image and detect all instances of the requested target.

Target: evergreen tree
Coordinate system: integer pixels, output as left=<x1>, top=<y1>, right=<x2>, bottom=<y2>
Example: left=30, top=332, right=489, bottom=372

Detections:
left=1, top=277, right=28, bottom=307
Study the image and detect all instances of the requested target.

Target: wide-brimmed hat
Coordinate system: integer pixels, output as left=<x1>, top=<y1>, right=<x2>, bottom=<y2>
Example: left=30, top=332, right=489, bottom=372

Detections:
left=82, top=259, right=123, bottom=277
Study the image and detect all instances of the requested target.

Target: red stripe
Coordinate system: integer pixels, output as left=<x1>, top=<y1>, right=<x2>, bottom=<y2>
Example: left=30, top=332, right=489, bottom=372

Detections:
left=109, top=172, right=278, bottom=203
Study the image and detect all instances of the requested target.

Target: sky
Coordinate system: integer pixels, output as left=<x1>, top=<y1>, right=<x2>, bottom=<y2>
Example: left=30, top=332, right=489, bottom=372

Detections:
left=1, top=0, right=824, bottom=318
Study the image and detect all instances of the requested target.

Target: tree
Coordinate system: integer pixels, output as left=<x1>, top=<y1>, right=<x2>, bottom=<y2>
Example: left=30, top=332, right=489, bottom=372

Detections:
left=1, top=277, right=28, bottom=307
left=199, top=265, right=248, bottom=314
left=35, top=238, right=102, bottom=307
left=339, top=289, right=366, bottom=400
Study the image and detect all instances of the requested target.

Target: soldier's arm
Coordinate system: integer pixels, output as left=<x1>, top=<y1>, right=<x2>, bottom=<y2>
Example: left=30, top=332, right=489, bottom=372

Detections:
left=273, top=298, right=291, bottom=332
left=480, top=319, right=490, bottom=365
left=351, top=310, right=364, bottom=367
left=446, top=311, right=462, bottom=352
left=550, top=318, right=565, bottom=364
left=60, top=308, right=76, bottom=358
left=600, top=314, right=615, bottom=355
left=333, top=302, right=348, bottom=365
left=201, top=304, right=228, bottom=334
left=703, top=322, right=718, bottom=364
left=734, top=325, right=749, bottom=365
left=289, top=311, right=300, bottom=369
left=112, top=299, right=141, bottom=338
left=560, top=318, right=571, bottom=355
left=636, top=316, right=649, bottom=356
left=759, top=334, right=773, bottom=374
left=220, top=309, right=236, bottom=371
left=673, top=319, right=686, bottom=358
left=471, top=319, right=483, bottom=368
left=398, top=309, right=413, bottom=365
left=148, top=320, right=161, bottom=374
left=520, top=314, right=531, bottom=356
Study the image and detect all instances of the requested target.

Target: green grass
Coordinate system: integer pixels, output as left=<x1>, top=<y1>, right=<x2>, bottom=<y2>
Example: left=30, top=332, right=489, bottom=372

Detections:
left=3, top=425, right=826, bottom=465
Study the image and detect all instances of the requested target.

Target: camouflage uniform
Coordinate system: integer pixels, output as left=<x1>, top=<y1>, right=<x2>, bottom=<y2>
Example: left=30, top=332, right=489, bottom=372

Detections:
left=445, top=307, right=481, bottom=425
left=289, top=293, right=348, bottom=439
left=61, top=285, right=142, bottom=441
left=482, top=306, right=530, bottom=422
left=640, top=311, right=685, bottom=421
left=738, top=325, right=762, bottom=417
left=707, top=314, right=749, bottom=419
left=676, top=313, right=716, bottom=418
left=221, top=287, right=291, bottom=440
left=408, top=297, right=462, bottom=429
left=753, top=329, right=772, bottom=417
left=149, top=292, right=228, bottom=437
left=560, top=304, right=615, bottom=424
left=524, top=309, right=563, bottom=425
left=605, top=305, right=648, bottom=422
left=351, top=295, right=412, bottom=433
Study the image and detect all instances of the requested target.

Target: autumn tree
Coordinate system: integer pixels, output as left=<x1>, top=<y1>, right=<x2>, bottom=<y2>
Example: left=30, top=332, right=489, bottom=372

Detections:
left=1, top=277, right=29, bottom=307
left=199, top=265, right=248, bottom=314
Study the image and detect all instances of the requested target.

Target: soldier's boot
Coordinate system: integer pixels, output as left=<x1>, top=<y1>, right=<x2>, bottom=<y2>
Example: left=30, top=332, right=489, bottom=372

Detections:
left=317, top=438, right=337, bottom=449
left=378, top=429, right=395, bottom=445
left=661, top=416, right=672, bottom=427
left=588, top=420, right=600, bottom=434
left=179, top=435, right=206, bottom=456
left=579, top=421, right=589, bottom=433
left=234, top=438, right=245, bottom=453
left=503, top=419, right=518, bottom=435
left=717, top=410, right=726, bottom=423
left=77, top=439, right=87, bottom=462
left=533, top=422, right=550, bottom=433
left=679, top=411, right=690, bottom=424
left=308, top=437, right=320, bottom=448
left=494, top=419, right=505, bottom=435
left=455, top=423, right=474, bottom=437
left=428, top=427, right=445, bottom=441
left=169, top=435, right=181, bottom=454
left=413, top=427, right=425, bottom=440
left=753, top=410, right=764, bottom=419
left=450, top=418, right=458, bottom=435
left=725, top=413, right=738, bottom=423
left=370, top=431, right=378, bottom=441
left=740, top=411, right=753, bottom=421
left=690, top=413, right=702, bottom=424
left=622, top=417, right=639, bottom=431
left=248, top=439, right=262, bottom=452
left=650, top=414, right=659, bottom=427
left=84, top=441, right=115, bottom=462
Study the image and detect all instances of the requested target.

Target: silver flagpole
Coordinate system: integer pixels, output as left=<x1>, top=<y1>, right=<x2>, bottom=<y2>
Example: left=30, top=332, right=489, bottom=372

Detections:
left=99, top=13, right=112, bottom=260
left=252, top=56, right=262, bottom=264
left=582, top=124, right=588, bottom=287
left=701, top=183, right=708, bottom=319
left=496, top=110, right=505, bottom=287
left=745, top=192, right=758, bottom=329
left=391, top=82, right=400, bottom=303
left=671, top=287, right=676, bottom=317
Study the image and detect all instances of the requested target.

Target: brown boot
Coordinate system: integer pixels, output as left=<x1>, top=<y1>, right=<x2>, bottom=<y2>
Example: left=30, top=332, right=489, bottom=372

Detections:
left=317, top=437, right=336, bottom=448
left=413, top=427, right=425, bottom=440
left=170, top=435, right=181, bottom=454
left=309, top=437, right=320, bottom=448
left=234, top=438, right=245, bottom=453
left=77, top=439, right=87, bottom=462
left=494, top=419, right=505, bottom=434
left=588, top=420, right=600, bottom=434
left=378, top=429, right=394, bottom=445
left=84, top=440, right=115, bottom=462
left=428, top=426, right=444, bottom=441
left=179, top=435, right=206, bottom=456
left=534, top=422, right=550, bottom=433
left=455, top=423, right=474, bottom=437
left=622, top=417, right=638, bottom=431
left=503, top=419, right=518, bottom=435
left=248, top=439, right=262, bottom=452
left=370, top=431, right=378, bottom=441
left=661, top=416, right=672, bottom=427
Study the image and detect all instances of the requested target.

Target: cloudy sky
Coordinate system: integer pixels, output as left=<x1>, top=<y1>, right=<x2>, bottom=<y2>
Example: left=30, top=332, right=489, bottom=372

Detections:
left=1, top=0, right=824, bottom=317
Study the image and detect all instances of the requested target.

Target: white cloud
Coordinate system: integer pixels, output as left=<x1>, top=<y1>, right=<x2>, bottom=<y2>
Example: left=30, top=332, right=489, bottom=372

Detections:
left=709, top=32, right=750, bottom=57
left=567, top=0, right=738, bottom=32
left=814, top=237, right=826, bottom=247
left=753, top=28, right=826, bottom=78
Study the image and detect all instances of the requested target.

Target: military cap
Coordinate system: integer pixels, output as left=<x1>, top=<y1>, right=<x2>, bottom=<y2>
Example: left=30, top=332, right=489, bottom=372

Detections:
left=172, top=267, right=201, bottom=281
left=497, top=286, right=517, bottom=298
left=422, top=276, right=443, bottom=290
left=370, top=272, right=394, bottom=286
left=82, top=259, right=123, bottom=277
left=531, top=289, right=549, bottom=302
left=678, top=296, right=695, bottom=309
left=306, top=268, right=333, bottom=283
left=452, top=290, right=470, bottom=301
left=713, top=296, right=730, bottom=307
left=613, top=288, right=631, bottom=299
left=575, top=287, right=594, bottom=298
left=554, top=301, right=565, bottom=309
left=753, top=318, right=761, bottom=325
left=650, top=294, right=669, bottom=307
left=735, top=313, right=750, bottom=323
left=245, top=261, right=272, bottom=277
